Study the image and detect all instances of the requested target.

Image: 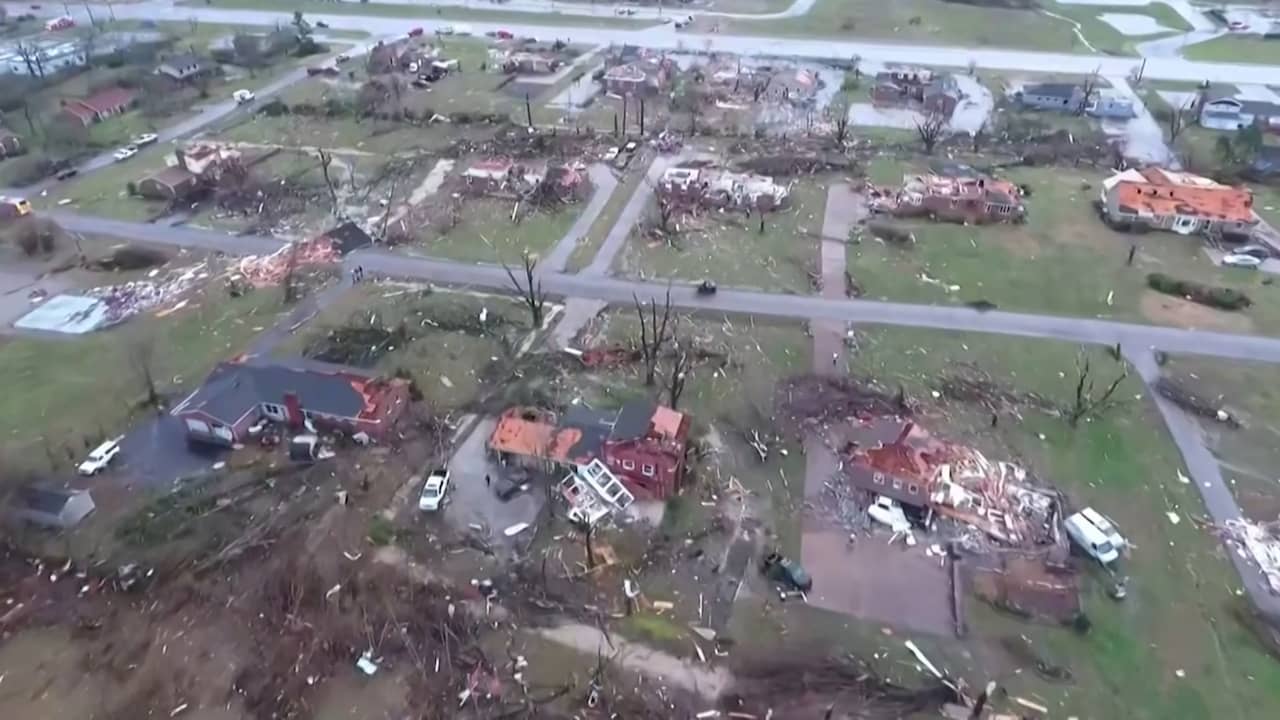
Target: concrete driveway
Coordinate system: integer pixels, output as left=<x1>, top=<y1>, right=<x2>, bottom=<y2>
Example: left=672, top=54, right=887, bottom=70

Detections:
left=443, top=417, right=546, bottom=552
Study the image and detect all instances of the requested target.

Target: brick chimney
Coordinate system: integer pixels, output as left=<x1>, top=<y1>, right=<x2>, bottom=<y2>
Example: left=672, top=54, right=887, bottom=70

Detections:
left=282, top=392, right=303, bottom=429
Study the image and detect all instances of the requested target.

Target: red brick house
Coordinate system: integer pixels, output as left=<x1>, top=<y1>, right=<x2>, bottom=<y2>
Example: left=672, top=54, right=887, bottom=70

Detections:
left=59, top=87, right=138, bottom=126
left=488, top=400, right=691, bottom=499
left=173, top=360, right=410, bottom=446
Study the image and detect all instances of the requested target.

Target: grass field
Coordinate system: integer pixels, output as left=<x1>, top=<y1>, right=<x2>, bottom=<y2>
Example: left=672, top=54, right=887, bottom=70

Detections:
left=724, top=0, right=1187, bottom=53
left=1184, top=35, right=1280, bottom=64
left=618, top=181, right=827, bottom=293
left=277, top=285, right=529, bottom=412
left=850, top=163, right=1280, bottom=336
left=0, top=287, right=284, bottom=464
left=411, top=197, right=581, bottom=265
left=186, top=0, right=654, bottom=29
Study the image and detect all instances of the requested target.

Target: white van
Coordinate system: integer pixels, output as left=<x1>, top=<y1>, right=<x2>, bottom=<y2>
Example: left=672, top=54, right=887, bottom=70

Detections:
left=1065, top=507, right=1125, bottom=564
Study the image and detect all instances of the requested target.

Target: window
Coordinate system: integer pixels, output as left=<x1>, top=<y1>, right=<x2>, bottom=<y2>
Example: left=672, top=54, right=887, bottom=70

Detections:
left=641, top=464, right=655, bottom=477
left=622, top=459, right=635, bottom=471
left=892, top=479, right=902, bottom=491
left=908, top=483, right=919, bottom=495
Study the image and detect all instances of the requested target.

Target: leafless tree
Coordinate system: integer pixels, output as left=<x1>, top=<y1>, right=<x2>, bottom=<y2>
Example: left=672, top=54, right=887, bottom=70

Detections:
left=915, top=112, right=948, bottom=155
left=666, top=333, right=691, bottom=410
left=1077, top=66, right=1101, bottom=115
left=14, top=42, right=46, bottom=78
left=1167, top=99, right=1194, bottom=143
left=633, top=286, right=673, bottom=387
left=126, top=330, right=162, bottom=410
left=316, top=148, right=340, bottom=209
left=504, top=251, right=547, bottom=327
left=1065, top=350, right=1128, bottom=427
left=282, top=240, right=302, bottom=304
left=828, top=93, right=851, bottom=146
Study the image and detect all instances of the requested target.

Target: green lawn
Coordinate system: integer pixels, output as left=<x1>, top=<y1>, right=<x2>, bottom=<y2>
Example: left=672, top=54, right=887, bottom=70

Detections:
left=1184, top=35, right=1280, bottom=64
left=724, top=0, right=1182, bottom=53
left=850, top=164, right=1280, bottom=336
left=1050, top=2, right=1191, bottom=54
left=412, top=197, right=580, bottom=265
left=618, top=181, right=826, bottom=293
left=0, top=288, right=285, bottom=467
left=41, top=145, right=174, bottom=220
left=186, top=0, right=654, bottom=29
left=277, top=285, right=529, bottom=413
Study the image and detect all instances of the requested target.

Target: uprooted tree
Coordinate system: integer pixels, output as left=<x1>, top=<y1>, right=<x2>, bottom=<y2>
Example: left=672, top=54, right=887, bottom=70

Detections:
left=633, top=286, right=673, bottom=387
left=1064, top=350, right=1128, bottom=427
left=915, top=112, right=949, bottom=155
left=505, top=251, right=547, bottom=327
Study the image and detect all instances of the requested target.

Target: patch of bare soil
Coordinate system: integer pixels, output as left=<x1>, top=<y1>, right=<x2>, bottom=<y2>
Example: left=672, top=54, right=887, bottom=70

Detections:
left=1140, top=290, right=1254, bottom=333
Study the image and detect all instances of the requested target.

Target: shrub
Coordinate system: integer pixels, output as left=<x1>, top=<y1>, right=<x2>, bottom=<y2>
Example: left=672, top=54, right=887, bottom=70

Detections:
left=1146, top=272, right=1252, bottom=310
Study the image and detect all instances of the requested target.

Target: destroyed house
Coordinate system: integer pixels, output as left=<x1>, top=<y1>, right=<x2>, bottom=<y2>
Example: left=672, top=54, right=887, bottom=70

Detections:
left=844, top=418, right=1060, bottom=548
left=885, top=174, right=1025, bottom=224
left=603, top=58, right=668, bottom=96
left=660, top=166, right=791, bottom=210
left=1100, top=167, right=1256, bottom=236
left=174, top=360, right=409, bottom=446
left=464, top=159, right=516, bottom=189
left=488, top=400, right=690, bottom=499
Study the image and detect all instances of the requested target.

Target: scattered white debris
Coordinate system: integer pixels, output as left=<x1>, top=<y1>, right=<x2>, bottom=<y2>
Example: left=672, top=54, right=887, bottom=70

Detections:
left=1177, top=469, right=1190, bottom=484
left=1166, top=511, right=1181, bottom=525
left=503, top=522, right=530, bottom=537
left=356, top=651, right=379, bottom=675
left=1222, top=519, right=1280, bottom=594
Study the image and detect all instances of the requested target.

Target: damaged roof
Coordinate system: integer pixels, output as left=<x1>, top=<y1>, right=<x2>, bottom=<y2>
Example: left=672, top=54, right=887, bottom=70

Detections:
left=489, top=400, right=682, bottom=463
left=1110, top=167, right=1254, bottom=223
left=180, top=361, right=375, bottom=425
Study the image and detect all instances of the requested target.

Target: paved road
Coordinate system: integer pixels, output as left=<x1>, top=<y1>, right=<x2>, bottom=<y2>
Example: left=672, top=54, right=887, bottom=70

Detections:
left=583, top=151, right=672, bottom=276
left=293, top=0, right=819, bottom=20
left=24, top=1, right=1280, bottom=85
left=1126, top=348, right=1280, bottom=621
left=59, top=213, right=1280, bottom=365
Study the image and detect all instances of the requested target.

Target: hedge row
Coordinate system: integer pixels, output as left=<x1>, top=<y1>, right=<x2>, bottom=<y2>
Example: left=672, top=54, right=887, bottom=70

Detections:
left=1147, top=273, right=1252, bottom=311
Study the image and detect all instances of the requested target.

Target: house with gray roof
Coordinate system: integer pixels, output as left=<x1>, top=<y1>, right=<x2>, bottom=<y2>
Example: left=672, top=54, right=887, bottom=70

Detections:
left=1199, top=96, right=1280, bottom=132
left=1015, top=82, right=1085, bottom=112
left=11, top=487, right=95, bottom=529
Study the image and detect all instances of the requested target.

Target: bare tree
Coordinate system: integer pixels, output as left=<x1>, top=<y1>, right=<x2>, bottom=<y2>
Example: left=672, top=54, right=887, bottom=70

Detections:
left=282, top=240, right=302, bottom=304
left=828, top=93, right=851, bottom=146
left=971, top=121, right=987, bottom=153
left=633, top=286, right=673, bottom=387
left=316, top=148, right=340, bottom=209
left=1064, top=350, right=1128, bottom=427
left=1167, top=99, right=1194, bottom=143
left=127, top=330, right=162, bottom=410
left=504, top=251, right=547, bottom=327
left=666, top=334, right=691, bottom=410
left=1077, top=66, right=1101, bottom=115
left=14, top=42, right=46, bottom=78
left=915, top=112, right=948, bottom=155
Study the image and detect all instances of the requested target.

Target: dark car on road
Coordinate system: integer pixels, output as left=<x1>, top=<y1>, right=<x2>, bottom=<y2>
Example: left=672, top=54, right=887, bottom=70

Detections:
left=494, top=474, right=531, bottom=502
left=761, top=550, right=812, bottom=592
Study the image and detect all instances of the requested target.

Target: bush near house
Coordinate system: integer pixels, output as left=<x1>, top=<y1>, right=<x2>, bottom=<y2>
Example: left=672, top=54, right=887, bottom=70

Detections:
left=1146, top=272, right=1252, bottom=310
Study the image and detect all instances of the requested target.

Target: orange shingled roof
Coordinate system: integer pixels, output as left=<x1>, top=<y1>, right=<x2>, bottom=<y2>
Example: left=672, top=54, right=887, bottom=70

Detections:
left=650, top=406, right=685, bottom=439
left=1113, top=179, right=1254, bottom=224
left=489, top=412, right=555, bottom=457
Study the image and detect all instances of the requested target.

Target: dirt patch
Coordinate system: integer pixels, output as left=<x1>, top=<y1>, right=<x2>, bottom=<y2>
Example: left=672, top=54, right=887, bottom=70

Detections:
left=1140, top=290, right=1254, bottom=333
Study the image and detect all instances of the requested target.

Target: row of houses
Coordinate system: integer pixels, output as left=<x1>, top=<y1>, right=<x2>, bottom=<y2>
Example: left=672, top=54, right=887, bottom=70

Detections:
left=1014, top=82, right=1135, bottom=120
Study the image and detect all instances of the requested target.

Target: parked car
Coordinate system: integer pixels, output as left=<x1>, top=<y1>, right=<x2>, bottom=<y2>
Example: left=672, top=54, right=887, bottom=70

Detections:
left=1223, top=253, right=1263, bottom=269
left=1231, top=244, right=1271, bottom=260
left=54, top=167, right=79, bottom=181
left=112, top=145, right=138, bottom=162
left=233, top=89, right=255, bottom=104
left=78, top=437, right=123, bottom=476
left=495, top=29, right=514, bottom=39
left=866, top=495, right=910, bottom=532
left=335, top=53, right=351, bottom=63
left=131, top=133, right=158, bottom=147
left=408, top=26, right=425, bottom=37
left=494, top=475, right=530, bottom=502
left=761, top=550, right=812, bottom=592
left=696, top=279, right=717, bottom=295
left=1065, top=507, right=1125, bottom=565
left=418, top=467, right=451, bottom=511
left=315, top=20, right=329, bottom=28
left=453, top=24, right=473, bottom=36
left=1229, top=20, right=1250, bottom=31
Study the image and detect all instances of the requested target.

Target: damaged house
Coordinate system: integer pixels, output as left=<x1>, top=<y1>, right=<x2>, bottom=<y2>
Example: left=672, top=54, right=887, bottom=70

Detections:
left=842, top=418, right=1061, bottom=549
left=488, top=399, right=691, bottom=500
left=872, top=67, right=960, bottom=117
left=174, top=359, right=410, bottom=447
left=660, top=165, right=791, bottom=211
left=602, top=56, right=671, bottom=96
left=1100, top=167, right=1257, bottom=236
left=868, top=173, right=1025, bottom=224
left=137, top=143, right=244, bottom=201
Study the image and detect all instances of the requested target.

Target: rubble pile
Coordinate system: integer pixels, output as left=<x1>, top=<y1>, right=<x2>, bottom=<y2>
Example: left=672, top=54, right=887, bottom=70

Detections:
left=86, top=262, right=210, bottom=327
left=234, top=236, right=342, bottom=287
left=776, top=374, right=908, bottom=430
left=1222, top=518, right=1280, bottom=594
left=936, top=370, right=1058, bottom=415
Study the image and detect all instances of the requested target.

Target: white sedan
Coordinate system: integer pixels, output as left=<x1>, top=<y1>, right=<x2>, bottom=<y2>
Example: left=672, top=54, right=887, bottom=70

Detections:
left=1222, top=253, right=1263, bottom=269
left=418, top=467, right=451, bottom=511
left=112, top=145, right=138, bottom=162
left=78, top=437, right=123, bottom=476
left=131, top=133, right=158, bottom=147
